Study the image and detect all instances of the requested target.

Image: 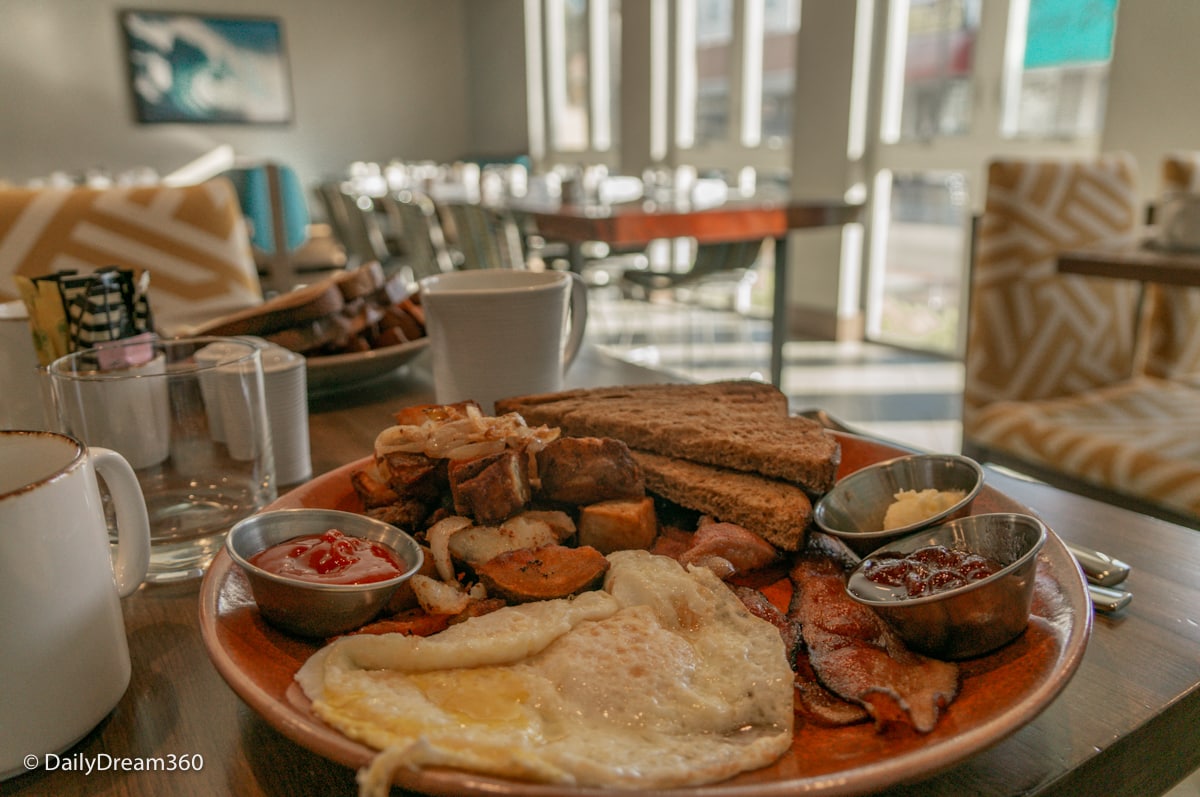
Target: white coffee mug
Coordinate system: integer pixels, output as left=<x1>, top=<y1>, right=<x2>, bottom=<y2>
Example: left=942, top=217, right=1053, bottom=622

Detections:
left=420, top=270, right=588, bottom=413
left=0, top=431, right=150, bottom=779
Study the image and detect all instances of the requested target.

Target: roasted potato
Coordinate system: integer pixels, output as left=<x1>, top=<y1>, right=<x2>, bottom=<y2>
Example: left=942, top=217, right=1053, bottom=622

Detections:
left=449, top=451, right=531, bottom=524
left=536, top=437, right=644, bottom=504
left=578, top=496, right=657, bottom=554
left=446, top=512, right=574, bottom=568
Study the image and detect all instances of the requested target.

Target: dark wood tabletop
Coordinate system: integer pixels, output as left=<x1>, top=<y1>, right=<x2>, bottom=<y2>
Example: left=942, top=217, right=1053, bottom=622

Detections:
left=6, top=346, right=1199, bottom=797
left=518, top=195, right=863, bottom=388
left=1058, top=233, right=1200, bottom=287
left=521, top=195, right=860, bottom=251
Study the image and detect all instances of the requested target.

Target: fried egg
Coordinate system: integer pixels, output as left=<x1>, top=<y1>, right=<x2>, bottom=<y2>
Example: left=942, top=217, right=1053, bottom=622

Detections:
left=295, top=549, right=794, bottom=795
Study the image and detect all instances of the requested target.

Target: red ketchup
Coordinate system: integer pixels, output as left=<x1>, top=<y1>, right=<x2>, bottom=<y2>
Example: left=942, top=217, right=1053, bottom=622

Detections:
left=250, top=529, right=406, bottom=585
left=859, top=544, right=1003, bottom=598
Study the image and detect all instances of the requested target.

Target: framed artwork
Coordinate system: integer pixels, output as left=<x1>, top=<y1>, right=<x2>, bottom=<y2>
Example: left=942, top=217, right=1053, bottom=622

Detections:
left=120, top=10, right=293, bottom=124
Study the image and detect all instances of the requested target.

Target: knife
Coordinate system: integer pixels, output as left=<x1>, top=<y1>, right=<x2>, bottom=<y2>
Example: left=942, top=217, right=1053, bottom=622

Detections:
left=1088, top=583, right=1133, bottom=613
left=1066, top=542, right=1131, bottom=587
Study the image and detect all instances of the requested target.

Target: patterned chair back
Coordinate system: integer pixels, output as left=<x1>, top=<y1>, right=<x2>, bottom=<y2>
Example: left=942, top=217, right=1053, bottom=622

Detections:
left=0, top=177, right=262, bottom=336
left=1140, top=152, right=1200, bottom=381
left=963, top=153, right=1142, bottom=432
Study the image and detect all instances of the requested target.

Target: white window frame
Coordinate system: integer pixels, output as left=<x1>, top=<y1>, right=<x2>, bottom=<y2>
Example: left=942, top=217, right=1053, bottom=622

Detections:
left=670, top=0, right=794, bottom=175
left=526, top=0, right=619, bottom=169
left=863, top=0, right=1106, bottom=354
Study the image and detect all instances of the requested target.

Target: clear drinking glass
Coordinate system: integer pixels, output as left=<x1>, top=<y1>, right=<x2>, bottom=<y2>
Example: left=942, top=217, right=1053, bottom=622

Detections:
left=48, top=336, right=276, bottom=582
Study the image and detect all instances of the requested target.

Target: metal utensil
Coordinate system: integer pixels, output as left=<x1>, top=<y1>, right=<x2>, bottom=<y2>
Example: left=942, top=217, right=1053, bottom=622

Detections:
left=1088, top=583, right=1133, bottom=613
left=1066, top=541, right=1131, bottom=587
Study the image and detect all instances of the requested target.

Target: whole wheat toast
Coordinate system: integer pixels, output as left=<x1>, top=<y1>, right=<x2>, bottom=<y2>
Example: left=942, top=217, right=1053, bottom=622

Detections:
left=633, top=451, right=811, bottom=551
left=496, top=381, right=839, bottom=495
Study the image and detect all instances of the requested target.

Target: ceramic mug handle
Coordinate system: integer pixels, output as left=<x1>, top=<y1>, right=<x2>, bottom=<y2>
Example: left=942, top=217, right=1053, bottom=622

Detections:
left=561, top=272, right=589, bottom=370
left=91, top=447, right=151, bottom=597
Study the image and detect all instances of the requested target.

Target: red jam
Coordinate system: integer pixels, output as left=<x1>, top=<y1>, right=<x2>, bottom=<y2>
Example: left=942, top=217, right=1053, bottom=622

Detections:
left=250, top=529, right=407, bottom=585
left=859, top=544, right=1003, bottom=598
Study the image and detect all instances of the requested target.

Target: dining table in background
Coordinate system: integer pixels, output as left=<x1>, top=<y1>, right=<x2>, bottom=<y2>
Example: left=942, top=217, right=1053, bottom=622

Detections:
left=517, top=194, right=863, bottom=388
left=5, top=346, right=1200, bottom=797
left=1058, top=233, right=1200, bottom=286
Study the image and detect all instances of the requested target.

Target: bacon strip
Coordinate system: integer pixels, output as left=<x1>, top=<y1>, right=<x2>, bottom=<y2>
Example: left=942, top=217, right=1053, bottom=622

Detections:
left=792, top=648, right=870, bottom=726
left=734, top=584, right=869, bottom=727
left=789, top=554, right=959, bottom=733
left=733, top=585, right=800, bottom=656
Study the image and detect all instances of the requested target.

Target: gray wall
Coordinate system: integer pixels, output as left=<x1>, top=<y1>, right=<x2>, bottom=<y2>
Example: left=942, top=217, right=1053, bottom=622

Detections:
left=5, top=0, right=1193, bottom=205
left=0, top=0, right=529, bottom=191
left=1101, top=0, right=1200, bottom=202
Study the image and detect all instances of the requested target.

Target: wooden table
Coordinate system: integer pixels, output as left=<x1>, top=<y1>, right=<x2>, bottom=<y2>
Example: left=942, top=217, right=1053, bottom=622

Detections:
left=520, top=195, right=862, bottom=387
left=1058, top=234, right=1200, bottom=286
left=6, top=348, right=1200, bottom=797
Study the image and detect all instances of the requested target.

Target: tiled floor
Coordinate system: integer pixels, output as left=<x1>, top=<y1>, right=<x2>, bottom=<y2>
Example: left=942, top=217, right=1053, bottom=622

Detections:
left=586, top=290, right=1200, bottom=797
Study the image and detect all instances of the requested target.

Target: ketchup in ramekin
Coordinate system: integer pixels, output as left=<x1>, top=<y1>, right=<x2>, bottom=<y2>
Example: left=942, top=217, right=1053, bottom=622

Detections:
left=249, top=528, right=407, bottom=585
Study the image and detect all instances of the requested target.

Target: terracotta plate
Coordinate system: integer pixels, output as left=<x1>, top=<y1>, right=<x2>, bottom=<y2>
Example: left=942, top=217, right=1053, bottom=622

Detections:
left=198, top=431, right=1091, bottom=796
left=304, top=337, right=428, bottom=393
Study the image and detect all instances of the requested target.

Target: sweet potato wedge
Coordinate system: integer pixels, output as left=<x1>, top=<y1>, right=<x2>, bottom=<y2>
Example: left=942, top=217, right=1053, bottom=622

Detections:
left=476, top=544, right=609, bottom=604
left=344, top=607, right=451, bottom=638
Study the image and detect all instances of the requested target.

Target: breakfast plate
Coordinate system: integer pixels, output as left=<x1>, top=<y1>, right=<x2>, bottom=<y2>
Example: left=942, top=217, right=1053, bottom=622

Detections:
left=198, top=431, right=1091, bottom=796
left=304, top=337, right=429, bottom=393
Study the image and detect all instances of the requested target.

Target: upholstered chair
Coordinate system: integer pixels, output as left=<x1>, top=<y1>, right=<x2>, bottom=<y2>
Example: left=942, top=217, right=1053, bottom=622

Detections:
left=0, top=177, right=262, bottom=336
left=1139, top=152, right=1200, bottom=382
left=962, top=153, right=1200, bottom=528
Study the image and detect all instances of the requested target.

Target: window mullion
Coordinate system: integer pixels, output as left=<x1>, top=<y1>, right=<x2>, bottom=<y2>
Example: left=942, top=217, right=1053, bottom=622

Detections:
left=740, top=0, right=764, bottom=147
left=545, top=0, right=569, bottom=154
left=674, top=0, right=697, bottom=152
left=727, top=0, right=749, bottom=151
left=525, top=0, right=548, bottom=165
left=589, top=0, right=611, bottom=150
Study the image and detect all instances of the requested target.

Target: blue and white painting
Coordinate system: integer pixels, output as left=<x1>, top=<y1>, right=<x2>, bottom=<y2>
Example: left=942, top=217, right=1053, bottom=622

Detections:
left=121, top=11, right=292, bottom=124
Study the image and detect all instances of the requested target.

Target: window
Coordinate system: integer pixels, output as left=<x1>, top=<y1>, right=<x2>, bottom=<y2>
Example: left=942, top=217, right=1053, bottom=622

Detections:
left=868, top=0, right=1119, bottom=357
left=883, top=0, right=981, bottom=143
left=687, top=0, right=734, bottom=148
left=761, top=0, right=801, bottom=146
left=676, top=0, right=800, bottom=170
left=529, top=0, right=798, bottom=173
left=530, top=0, right=620, bottom=162
left=1003, top=0, right=1117, bottom=139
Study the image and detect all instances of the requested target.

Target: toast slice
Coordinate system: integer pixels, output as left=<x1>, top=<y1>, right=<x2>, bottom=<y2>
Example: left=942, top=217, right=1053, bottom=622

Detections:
left=496, top=381, right=839, bottom=495
left=496, top=380, right=789, bottom=418
left=632, top=451, right=811, bottom=551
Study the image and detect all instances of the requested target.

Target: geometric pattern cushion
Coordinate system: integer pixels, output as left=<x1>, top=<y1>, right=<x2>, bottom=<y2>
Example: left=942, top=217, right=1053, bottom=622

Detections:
left=1141, top=151, right=1200, bottom=381
left=963, top=154, right=1142, bottom=432
left=0, top=177, right=262, bottom=336
left=1161, top=150, right=1200, bottom=194
left=1140, top=284, right=1200, bottom=381
left=970, top=376, right=1200, bottom=521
